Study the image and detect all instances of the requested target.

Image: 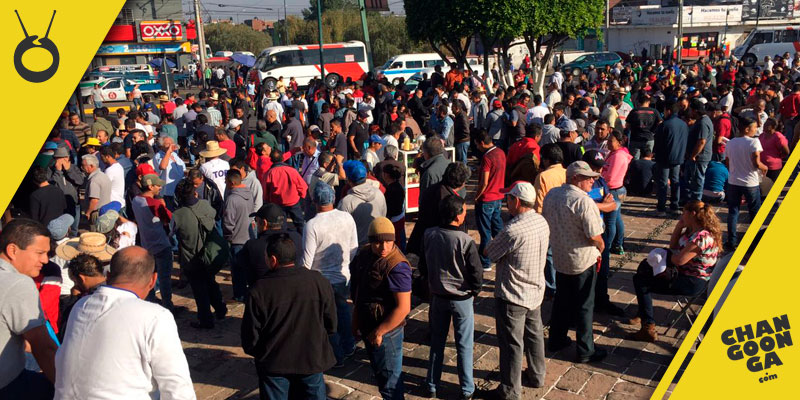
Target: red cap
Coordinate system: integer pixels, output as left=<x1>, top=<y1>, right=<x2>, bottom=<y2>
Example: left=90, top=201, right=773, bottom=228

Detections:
left=492, top=100, right=502, bottom=109
left=136, top=163, right=156, bottom=177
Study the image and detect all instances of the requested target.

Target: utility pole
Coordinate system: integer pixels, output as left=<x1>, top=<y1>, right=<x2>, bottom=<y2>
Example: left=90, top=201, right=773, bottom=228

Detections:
left=677, top=0, right=683, bottom=63
left=193, top=0, right=208, bottom=88
left=284, top=0, right=289, bottom=45
left=357, top=0, right=374, bottom=72
left=317, top=0, right=325, bottom=82
left=605, top=0, right=610, bottom=52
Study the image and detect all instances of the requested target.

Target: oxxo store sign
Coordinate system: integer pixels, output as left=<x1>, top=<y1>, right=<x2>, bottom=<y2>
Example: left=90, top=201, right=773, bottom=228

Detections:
left=139, top=20, right=183, bottom=42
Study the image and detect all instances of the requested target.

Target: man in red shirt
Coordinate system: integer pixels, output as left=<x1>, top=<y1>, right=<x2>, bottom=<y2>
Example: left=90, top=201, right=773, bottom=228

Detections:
left=711, top=104, right=732, bottom=162
left=159, top=94, right=176, bottom=116
left=263, top=149, right=308, bottom=231
left=506, top=123, right=542, bottom=168
left=474, top=129, right=506, bottom=271
left=215, top=128, right=237, bottom=159
left=779, top=83, right=800, bottom=140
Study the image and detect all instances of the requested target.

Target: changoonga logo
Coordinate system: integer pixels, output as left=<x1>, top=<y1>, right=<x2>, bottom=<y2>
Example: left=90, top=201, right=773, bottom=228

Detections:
left=721, top=314, right=793, bottom=383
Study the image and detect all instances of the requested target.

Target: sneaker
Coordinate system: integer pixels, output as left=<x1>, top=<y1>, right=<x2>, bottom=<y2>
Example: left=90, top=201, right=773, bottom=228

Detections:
left=611, top=246, right=625, bottom=255
left=576, top=347, right=608, bottom=363
left=333, top=359, right=346, bottom=369
left=344, top=348, right=356, bottom=358
left=655, top=209, right=668, bottom=217
left=483, top=265, right=493, bottom=272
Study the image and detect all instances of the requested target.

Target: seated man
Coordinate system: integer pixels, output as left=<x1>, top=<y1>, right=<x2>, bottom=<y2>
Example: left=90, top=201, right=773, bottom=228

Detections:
left=702, top=160, right=728, bottom=203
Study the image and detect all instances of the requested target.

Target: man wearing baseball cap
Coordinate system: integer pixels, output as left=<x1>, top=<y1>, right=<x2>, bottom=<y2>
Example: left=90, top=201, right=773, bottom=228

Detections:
left=541, top=161, right=607, bottom=363
left=485, top=99, right=505, bottom=143
left=485, top=181, right=550, bottom=398
left=363, top=134, right=385, bottom=171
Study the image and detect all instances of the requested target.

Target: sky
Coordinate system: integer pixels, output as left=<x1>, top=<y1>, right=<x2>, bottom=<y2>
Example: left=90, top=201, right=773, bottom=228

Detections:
left=182, top=0, right=406, bottom=23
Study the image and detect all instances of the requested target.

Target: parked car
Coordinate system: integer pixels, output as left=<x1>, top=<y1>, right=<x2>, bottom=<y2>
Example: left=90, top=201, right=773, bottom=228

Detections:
left=562, top=52, right=622, bottom=75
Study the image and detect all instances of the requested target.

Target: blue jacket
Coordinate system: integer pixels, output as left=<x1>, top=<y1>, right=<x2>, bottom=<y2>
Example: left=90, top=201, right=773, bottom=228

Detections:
left=654, top=116, right=688, bottom=165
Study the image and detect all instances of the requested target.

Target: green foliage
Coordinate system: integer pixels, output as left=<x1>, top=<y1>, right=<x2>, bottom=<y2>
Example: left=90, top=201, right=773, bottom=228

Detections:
left=203, top=23, right=273, bottom=56
left=303, top=0, right=359, bottom=20
left=282, top=10, right=431, bottom=67
left=525, top=0, right=604, bottom=42
left=404, top=0, right=474, bottom=66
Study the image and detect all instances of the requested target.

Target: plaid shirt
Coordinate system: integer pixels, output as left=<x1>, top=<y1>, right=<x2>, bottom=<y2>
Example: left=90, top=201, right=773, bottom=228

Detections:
left=486, top=210, right=550, bottom=309
left=542, top=184, right=604, bottom=275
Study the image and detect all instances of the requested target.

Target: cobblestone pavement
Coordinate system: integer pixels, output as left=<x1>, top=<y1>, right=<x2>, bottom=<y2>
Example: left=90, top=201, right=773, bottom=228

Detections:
left=173, top=193, right=747, bottom=400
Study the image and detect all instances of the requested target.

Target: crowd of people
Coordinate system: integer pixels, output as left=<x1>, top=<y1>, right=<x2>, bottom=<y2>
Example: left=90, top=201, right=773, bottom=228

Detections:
left=1, top=48, right=798, bottom=400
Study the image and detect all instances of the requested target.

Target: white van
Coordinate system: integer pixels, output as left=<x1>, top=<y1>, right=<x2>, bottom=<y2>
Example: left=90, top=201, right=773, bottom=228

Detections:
left=733, top=26, right=800, bottom=67
left=376, top=53, right=448, bottom=84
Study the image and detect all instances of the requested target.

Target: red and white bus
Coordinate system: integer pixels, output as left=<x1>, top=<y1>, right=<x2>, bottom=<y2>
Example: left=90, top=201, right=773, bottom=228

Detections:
left=249, top=41, right=368, bottom=90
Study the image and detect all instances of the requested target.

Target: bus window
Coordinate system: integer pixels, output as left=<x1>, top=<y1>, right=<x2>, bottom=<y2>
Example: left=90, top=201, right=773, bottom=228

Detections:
left=424, top=59, right=444, bottom=68
left=267, top=51, right=299, bottom=67
left=406, top=61, right=423, bottom=68
left=390, top=62, right=403, bottom=69
left=777, top=30, right=799, bottom=43
left=751, top=31, right=773, bottom=45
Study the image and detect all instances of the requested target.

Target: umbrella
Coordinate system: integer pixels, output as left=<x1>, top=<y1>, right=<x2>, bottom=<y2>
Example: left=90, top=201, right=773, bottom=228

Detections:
left=231, top=53, right=256, bottom=67
left=149, top=58, right=176, bottom=68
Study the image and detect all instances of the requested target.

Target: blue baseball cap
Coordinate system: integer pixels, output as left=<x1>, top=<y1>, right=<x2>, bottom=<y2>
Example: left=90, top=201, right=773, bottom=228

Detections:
left=369, top=134, right=386, bottom=145
left=43, top=141, right=58, bottom=150
left=99, top=201, right=122, bottom=215
left=343, top=160, right=367, bottom=183
left=311, top=181, right=335, bottom=205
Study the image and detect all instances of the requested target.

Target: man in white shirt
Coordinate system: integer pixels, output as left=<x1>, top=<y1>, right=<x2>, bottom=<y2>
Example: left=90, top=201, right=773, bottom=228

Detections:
left=199, top=141, right=230, bottom=198
left=719, top=85, right=734, bottom=114
left=724, top=119, right=768, bottom=248
left=99, top=146, right=126, bottom=211
left=302, top=182, right=358, bottom=366
left=526, top=94, right=550, bottom=126
left=55, top=246, right=195, bottom=400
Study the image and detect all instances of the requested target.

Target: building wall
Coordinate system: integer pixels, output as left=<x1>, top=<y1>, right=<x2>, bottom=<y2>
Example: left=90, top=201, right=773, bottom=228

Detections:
left=115, top=0, right=183, bottom=24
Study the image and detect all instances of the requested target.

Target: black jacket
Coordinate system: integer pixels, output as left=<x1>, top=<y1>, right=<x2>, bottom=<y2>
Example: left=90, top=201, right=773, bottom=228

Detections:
left=453, top=111, right=470, bottom=144
left=241, top=266, right=336, bottom=375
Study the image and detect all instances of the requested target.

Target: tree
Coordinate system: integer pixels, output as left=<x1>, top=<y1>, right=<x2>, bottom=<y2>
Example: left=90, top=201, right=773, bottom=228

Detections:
left=204, top=23, right=273, bottom=56
left=521, top=0, right=604, bottom=94
left=303, top=0, right=358, bottom=20
left=473, top=0, right=528, bottom=84
left=404, top=0, right=475, bottom=69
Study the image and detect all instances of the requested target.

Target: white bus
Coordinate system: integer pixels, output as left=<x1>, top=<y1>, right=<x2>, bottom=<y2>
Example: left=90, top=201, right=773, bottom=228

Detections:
left=249, top=41, right=368, bottom=90
left=733, top=26, right=800, bottom=67
left=375, top=53, right=447, bottom=84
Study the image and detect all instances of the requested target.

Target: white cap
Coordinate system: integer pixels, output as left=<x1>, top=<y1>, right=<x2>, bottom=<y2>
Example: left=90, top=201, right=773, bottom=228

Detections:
left=227, top=119, right=243, bottom=129
left=501, top=181, right=536, bottom=203
left=647, top=248, right=668, bottom=276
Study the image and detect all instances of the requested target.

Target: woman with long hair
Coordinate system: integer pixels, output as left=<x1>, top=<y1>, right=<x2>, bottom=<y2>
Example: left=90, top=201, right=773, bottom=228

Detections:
left=758, top=118, right=789, bottom=182
left=629, top=200, right=722, bottom=342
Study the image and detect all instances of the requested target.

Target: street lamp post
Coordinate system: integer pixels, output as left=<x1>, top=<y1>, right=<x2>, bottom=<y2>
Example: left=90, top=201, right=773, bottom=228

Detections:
left=677, top=0, right=684, bottom=63
left=317, top=0, right=325, bottom=82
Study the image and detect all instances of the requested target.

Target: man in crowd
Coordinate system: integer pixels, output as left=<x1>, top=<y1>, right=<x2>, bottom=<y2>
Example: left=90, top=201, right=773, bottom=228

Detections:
left=542, top=161, right=607, bottom=363
left=683, top=101, right=714, bottom=202
left=154, top=136, right=186, bottom=211
left=242, top=234, right=336, bottom=400
left=626, top=94, right=661, bottom=159
left=48, top=146, right=84, bottom=232
left=81, top=154, right=111, bottom=225
left=0, top=219, right=58, bottom=399
left=486, top=182, right=549, bottom=399
left=350, top=218, right=412, bottom=399
left=199, top=141, right=230, bottom=198
left=28, top=166, right=65, bottom=227
left=421, top=195, right=482, bottom=399
left=99, top=146, right=126, bottom=214
left=417, top=137, right=450, bottom=191
left=474, top=130, right=506, bottom=272
left=56, top=247, right=195, bottom=399
left=654, top=104, right=688, bottom=215
left=223, top=170, right=254, bottom=302
left=241, top=204, right=303, bottom=286
left=130, top=174, right=178, bottom=312
left=338, top=161, right=387, bottom=246
left=263, top=149, right=308, bottom=231
left=302, top=182, right=359, bottom=367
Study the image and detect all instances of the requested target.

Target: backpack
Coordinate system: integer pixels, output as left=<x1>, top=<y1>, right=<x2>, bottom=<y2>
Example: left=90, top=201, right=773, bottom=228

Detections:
left=722, top=115, right=739, bottom=138
left=187, top=207, right=230, bottom=275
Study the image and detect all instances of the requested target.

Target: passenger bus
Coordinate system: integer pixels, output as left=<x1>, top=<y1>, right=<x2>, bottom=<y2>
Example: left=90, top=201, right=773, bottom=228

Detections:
left=733, top=26, right=800, bottom=66
left=250, top=41, right=368, bottom=90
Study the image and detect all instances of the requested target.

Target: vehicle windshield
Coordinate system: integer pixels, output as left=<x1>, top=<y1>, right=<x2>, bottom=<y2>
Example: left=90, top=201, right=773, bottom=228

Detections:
left=573, top=55, right=587, bottom=63
left=263, top=50, right=296, bottom=69
left=380, top=57, right=396, bottom=70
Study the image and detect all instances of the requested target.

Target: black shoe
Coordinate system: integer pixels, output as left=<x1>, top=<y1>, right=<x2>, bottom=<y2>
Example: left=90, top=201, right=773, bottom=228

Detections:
left=596, top=302, right=627, bottom=318
left=169, top=305, right=187, bottom=316
left=547, top=336, right=572, bottom=352
left=215, top=306, right=228, bottom=320
left=576, top=347, right=608, bottom=363
left=474, top=388, right=505, bottom=400
left=190, top=321, right=214, bottom=330
left=426, top=389, right=437, bottom=399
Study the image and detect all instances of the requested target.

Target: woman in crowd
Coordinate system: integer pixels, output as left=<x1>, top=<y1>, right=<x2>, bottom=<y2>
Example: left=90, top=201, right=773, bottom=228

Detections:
left=758, top=118, right=789, bottom=182
left=630, top=200, right=722, bottom=342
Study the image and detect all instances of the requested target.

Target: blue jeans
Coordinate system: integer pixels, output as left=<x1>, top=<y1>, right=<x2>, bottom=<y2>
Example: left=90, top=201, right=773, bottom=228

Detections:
left=150, top=248, right=174, bottom=309
left=682, top=159, right=708, bottom=202
left=284, top=202, right=305, bottom=232
left=72, top=204, right=81, bottom=233
left=427, top=296, right=474, bottom=397
left=629, top=140, right=654, bottom=160
left=609, top=187, right=626, bottom=249
left=257, top=371, right=326, bottom=400
left=544, top=246, right=556, bottom=295
left=475, top=200, right=503, bottom=268
left=633, top=260, right=707, bottom=325
left=365, top=327, right=405, bottom=400
left=725, top=184, right=761, bottom=247
left=455, top=142, right=470, bottom=166
left=0, top=369, right=53, bottom=400
left=655, top=163, right=681, bottom=211
left=230, top=244, right=247, bottom=299
left=330, top=282, right=355, bottom=363
left=133, top=97, right=143, bottom=110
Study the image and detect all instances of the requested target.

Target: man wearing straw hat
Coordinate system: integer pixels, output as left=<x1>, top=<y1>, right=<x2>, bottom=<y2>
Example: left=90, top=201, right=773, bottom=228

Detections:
left=0, top=219, right=58, bottom=399
left=199, top=140, right=230, bottom=199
